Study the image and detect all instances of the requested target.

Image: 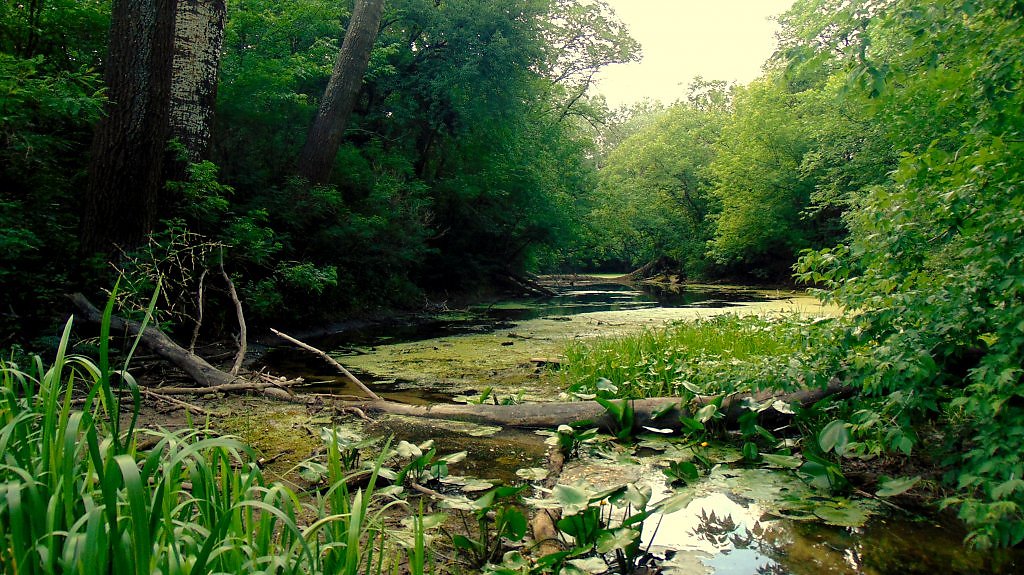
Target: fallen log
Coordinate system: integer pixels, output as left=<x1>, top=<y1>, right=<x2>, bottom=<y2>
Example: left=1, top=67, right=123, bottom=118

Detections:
left=336, top=380, right=851, bottom=432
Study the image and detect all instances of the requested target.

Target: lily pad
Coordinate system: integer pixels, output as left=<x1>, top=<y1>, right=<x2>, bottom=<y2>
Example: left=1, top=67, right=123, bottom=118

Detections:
left=813, top=502, right=871, bottom=527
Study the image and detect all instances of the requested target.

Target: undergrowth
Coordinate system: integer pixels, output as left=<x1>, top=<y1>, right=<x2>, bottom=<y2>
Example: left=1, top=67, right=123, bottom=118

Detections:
left=0, top=295, right=418, bottom=574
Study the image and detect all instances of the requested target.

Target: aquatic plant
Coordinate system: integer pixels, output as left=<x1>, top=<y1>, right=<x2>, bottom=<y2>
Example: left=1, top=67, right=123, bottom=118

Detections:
left=0, top=299, right=428, bottom=574
left=559, top=314, right=802, bottom=399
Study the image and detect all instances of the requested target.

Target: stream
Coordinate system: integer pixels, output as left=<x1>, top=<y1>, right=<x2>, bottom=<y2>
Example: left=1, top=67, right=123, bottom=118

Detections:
left=261, top=277, right=1021, bottom=574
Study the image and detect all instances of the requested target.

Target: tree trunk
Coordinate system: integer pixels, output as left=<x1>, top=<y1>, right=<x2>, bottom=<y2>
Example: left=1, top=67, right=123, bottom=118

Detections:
left=168, top=0, right=226, bottom=165
left=81, top=0, right=177, bottom=255
left=296, top=0, right=386, bottom=186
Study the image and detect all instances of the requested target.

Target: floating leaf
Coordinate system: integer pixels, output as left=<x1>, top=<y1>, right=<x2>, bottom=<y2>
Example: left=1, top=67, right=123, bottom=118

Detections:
left=642, top=426, right=674, bottom=434
left=468, top=425, right=502, bottom=437
left=813, top=503, right=870, bottom=527
left=460, top=478, right=495, bottom=492
left=439, top=451, right=468, bottom=464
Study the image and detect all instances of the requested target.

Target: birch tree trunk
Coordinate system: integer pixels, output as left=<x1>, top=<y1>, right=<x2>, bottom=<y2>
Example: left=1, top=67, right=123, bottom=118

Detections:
left=297, top=0, right=386, bottom=186
left=81, top=0, right=176, bottom=255
left=169, top=0, right=227, bottom=165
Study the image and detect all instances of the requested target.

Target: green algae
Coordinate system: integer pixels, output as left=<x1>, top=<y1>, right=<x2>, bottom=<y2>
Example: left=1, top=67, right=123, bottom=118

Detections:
left=336, top=290, right=836, bottom=402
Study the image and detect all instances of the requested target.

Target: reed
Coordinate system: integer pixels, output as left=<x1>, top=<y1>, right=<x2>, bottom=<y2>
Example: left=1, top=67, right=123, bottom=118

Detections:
left=0, top=294, right=420, bottom=574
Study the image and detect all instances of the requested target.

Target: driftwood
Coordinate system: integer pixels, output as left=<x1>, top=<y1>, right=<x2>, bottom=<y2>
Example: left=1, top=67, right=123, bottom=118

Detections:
left=270, top=328, right=381, bottom=401
left=334, top=380, right=850, bottom=432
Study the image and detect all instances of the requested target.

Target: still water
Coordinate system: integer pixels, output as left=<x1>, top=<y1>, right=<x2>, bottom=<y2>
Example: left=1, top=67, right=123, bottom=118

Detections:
left=262, top=278, right=1021, bottom=574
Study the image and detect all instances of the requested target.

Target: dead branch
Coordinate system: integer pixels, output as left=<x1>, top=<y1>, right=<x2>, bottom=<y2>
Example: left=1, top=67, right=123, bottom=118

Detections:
left=71, top=292, right=240, bottom=388
left=220, top=259, right=247, bottom=376
left=189, top=268, right=209, bottom=354
left=140, top=388, right=211, bottom=416
left=270, top=328, right=382, bottom=401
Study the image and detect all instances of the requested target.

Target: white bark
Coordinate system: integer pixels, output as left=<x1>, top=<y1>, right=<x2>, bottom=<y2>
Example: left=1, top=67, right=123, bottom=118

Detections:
left=169, top=0, right=226, bottom=162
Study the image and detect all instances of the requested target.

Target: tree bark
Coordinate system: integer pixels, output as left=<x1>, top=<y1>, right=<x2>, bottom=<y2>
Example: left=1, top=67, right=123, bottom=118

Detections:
left=296, top=0, right=386, bottom=185
left=168, top=0, right=226, bottom=165
left=81, top=0, right=177, bottom=255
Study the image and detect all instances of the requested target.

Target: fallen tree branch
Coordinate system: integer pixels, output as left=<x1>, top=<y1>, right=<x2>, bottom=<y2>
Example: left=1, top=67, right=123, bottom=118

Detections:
left=150, top=378, right=301, bottom=395
left=140, top=388, right=211, bottom=416
left=270, top=328, right=382, bottom=401
left=71, top=293, right=241, bottom=388
left=70, top=293, right=299, bottom=403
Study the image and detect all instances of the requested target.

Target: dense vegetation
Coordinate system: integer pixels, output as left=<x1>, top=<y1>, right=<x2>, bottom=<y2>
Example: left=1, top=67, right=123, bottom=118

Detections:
left=2, top=0, right=1023, bottom=558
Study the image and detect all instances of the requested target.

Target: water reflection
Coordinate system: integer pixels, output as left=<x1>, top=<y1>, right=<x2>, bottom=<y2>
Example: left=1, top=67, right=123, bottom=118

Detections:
left=644, top=484, right=1021, bottom=575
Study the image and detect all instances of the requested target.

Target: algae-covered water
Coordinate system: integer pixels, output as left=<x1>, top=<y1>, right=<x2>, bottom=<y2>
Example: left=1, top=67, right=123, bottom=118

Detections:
left=262, top=279, right=827, bottom=401
left=261, top=278, right=1021, bottom=574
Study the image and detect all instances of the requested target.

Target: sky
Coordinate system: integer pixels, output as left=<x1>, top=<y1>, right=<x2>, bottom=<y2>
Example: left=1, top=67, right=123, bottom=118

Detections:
left=594, top=0, right=797, bottom=108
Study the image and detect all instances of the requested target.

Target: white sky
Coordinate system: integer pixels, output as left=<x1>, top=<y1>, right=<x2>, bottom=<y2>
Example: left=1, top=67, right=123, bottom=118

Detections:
left=594, top=0, right=797, bottom=107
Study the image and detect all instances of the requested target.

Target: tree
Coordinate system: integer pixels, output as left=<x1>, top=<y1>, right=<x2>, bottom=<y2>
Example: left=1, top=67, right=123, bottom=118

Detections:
left=296, top=0, right=386, bottom=185
left=791, top=0, right=1024, bottom=548
left=169, top=0, right=227, bottom=164
left=81, top=0, right=176, bottom=255
left=587, top=98, right=724, bottom=274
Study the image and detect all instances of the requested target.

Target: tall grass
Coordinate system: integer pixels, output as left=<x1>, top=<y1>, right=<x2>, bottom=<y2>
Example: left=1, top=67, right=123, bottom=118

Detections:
left=0, top=304, right=418, bottom=574
left=559, top=314, right=808, bottom=398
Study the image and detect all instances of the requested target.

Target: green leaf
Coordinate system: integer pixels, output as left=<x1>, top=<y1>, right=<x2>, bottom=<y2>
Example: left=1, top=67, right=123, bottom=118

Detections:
left=515, top=467, right=549, bottom=481
left=876, top=476, right=921, bottom=498
left=761, top=453, right=802, bottom=469
left=813, top=503, right=870, bottom=527
left=695, top=403, right=718, bottom=423
left=552, top=484, right=591, bottom=516
left=818, top=420, right=850, bottom=455
left=596, top=527, right=639, bottom=554
left=742, top=442, right=760, bottom=462
left=653, top=491, right=694, bottom=514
